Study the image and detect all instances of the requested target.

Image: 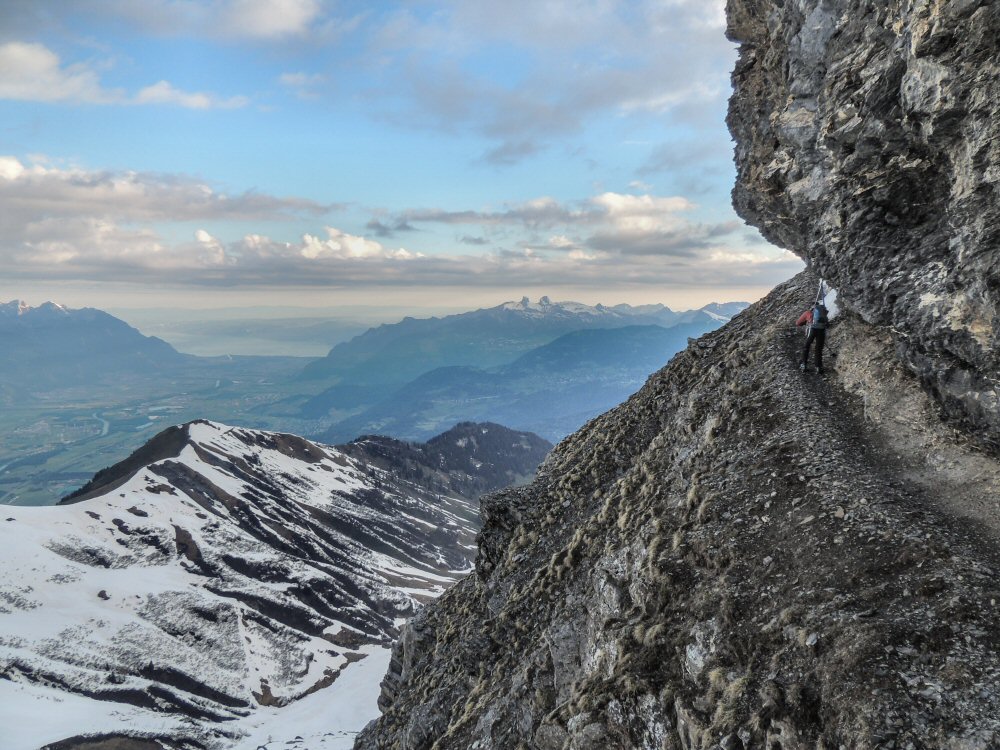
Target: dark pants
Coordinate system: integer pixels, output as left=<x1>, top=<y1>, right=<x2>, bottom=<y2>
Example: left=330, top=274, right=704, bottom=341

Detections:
left=802, top=328, right=826, bottom=371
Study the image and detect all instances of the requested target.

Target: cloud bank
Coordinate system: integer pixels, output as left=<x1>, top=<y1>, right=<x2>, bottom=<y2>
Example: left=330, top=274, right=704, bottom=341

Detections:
left=0, top=156, right=799, bottom=291
left=363, top=0, right=734, bottom=163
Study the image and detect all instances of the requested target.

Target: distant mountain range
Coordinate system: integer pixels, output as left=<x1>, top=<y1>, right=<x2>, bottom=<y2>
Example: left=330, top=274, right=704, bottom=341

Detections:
left=318, top=320, right=721, bottom=443
left=2, top=420, right=549, bottom=749
left=0, top=295, right=746, bottom=507
left=0, top=299, right=186, bottom=387
left=298, top=296, right=747, bottom=386
left=296, top=297, right=749, bottom=443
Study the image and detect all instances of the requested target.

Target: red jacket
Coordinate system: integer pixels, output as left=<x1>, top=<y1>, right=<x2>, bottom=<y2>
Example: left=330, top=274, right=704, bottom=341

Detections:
left=796, top=310, right=813, bottom=327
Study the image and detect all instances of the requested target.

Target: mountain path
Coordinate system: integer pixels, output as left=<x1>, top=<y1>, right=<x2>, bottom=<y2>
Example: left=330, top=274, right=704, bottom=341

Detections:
left=785, top=317, right=1000, bottom=557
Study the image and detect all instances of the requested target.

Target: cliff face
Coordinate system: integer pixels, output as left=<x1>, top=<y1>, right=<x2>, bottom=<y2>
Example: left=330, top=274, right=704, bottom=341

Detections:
left=356, top=273, right=1000, bottom=749
left=726, top=0, right=1000, bottom=447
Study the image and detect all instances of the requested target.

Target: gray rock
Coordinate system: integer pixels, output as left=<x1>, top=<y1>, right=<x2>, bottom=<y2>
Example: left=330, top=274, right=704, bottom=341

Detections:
left=727, top=0, right=1000, bottom=449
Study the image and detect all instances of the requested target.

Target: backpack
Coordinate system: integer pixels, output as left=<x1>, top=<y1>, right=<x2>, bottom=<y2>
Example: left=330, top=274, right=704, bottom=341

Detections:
left=812, top=304, right=829, bottom=330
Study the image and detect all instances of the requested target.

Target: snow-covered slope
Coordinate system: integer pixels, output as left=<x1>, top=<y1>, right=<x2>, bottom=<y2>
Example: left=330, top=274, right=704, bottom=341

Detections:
left=0, top=420, right=502, bottom=750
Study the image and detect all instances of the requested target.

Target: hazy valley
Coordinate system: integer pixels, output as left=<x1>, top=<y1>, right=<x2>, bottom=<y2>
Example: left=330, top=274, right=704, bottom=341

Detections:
left=0, top=296, right=745, bottom=506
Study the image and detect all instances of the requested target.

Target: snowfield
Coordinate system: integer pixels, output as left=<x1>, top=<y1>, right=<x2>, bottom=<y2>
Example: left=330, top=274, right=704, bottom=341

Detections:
left=0, top=421, right=479, bottom=749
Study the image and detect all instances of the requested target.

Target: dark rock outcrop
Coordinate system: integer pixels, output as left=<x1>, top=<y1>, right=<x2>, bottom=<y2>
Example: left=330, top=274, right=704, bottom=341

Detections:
left=727, top=0, right=1000, bottom=448
left=339, top=422, right=553, bottom=500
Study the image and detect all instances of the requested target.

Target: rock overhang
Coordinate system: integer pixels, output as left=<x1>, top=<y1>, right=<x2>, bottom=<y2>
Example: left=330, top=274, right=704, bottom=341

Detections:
left=726, top=0, right=1000, bottom=448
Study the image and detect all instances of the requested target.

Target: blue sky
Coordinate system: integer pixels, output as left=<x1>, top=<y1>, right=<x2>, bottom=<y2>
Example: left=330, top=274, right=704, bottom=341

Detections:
left=0, top=0, right=800, bottom=311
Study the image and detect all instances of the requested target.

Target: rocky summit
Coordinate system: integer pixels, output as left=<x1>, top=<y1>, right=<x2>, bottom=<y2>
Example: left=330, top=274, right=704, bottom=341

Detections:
left=355, top=2, right=1000, bottom=747
left=727, top=0, right=1000, bottom=447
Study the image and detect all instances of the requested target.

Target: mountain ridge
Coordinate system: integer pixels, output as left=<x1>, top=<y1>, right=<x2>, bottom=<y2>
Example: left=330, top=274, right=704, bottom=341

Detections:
left=0, top=298, right=187, bottom=388
left=298, top=297, right=748, bottom=386
left=319, top=321, right=720, bottom=444
left=1, top=419, right=550, bottom=750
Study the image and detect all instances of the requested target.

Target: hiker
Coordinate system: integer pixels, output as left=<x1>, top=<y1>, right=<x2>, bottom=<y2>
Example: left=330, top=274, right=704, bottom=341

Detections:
left=796, top=299, right=829, bottom=374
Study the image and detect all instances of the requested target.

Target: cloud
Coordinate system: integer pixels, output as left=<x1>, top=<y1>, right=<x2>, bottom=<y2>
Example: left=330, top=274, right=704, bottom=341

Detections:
left=135, top=81, right=249, bottom=109
left=0, top=155, right=799, bottom=292
left=400, top=192, right=705, bottom=241
left=278, top=71, right=326, bottom=99
left=393, top=190, right=764, bottom=266
left=365, top=217, right=417, bottom=238
left=576, top=192, right=717, bottom=256
left=0, top=41, right=249, bottom=108
left=481, top=140, right=544, bottom=167
left=402, top=197, right=582, bottom=230
left=3, top=215, right=799, bottom=291
left=300, top=227, right=418, bottom=261
left=0, top=156, right=333, bottom=229
left=637, top=138, right=735, bottom=182
left=220, top=0, right=322, bottom=39
left=195, top=228, right=229, bottom=265
left=363, top=0, right=734, bottom=161
left=65, top=0, right=324, bottom=41
left=0, top=42, right=115, bottom=103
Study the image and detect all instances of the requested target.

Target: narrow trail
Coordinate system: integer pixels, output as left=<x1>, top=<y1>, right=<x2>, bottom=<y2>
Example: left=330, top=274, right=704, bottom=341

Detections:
left=781, top=316, right=1000, bottom=561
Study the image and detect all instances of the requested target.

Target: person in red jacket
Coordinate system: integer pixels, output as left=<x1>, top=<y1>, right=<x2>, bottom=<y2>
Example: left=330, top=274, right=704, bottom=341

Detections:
left=797, top=300, right=829, bottom=374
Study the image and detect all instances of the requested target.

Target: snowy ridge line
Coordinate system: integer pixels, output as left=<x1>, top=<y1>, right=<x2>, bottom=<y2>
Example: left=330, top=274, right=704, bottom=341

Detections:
left=0, top=420, right=484, bottom=750
left=498, top=295, right=748, bottom=323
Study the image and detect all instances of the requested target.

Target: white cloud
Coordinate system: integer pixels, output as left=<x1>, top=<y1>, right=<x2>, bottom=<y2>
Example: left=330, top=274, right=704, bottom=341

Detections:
left=2, top=211, right=799, bottom=290
left=301, top=227, right=419, bottom=260
left=0, top=156, right=26, bottom=180
left=394, top=190, right=764, bottom=262
left=0, top=41, right=249, bottom=108
left=547, top=235, right=575, bottom=249
left=134, top=80, right=248, bottom=109
left=220, top=0, right=322, bottom=39
left=195, top=228, right=229, bottom=266
left=591, top=193, right=695, bottom=223
left=0, top=155, right=800, bottom=291
left=0, top=42, right=115, bottom=103
left=0, top=155, right=331, bottom=230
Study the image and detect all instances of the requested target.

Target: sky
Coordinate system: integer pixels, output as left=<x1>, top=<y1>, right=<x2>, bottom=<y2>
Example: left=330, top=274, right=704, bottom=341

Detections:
left=0, top=0, right=802, bottom=313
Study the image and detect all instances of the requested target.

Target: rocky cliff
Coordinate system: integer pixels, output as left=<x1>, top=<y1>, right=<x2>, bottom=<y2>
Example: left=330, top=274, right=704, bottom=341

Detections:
left=354, top=4, right=1000, bottom=746
left=726, top=0, right=999, bottom=448
left=356, top=273, right=1000, bottom=749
